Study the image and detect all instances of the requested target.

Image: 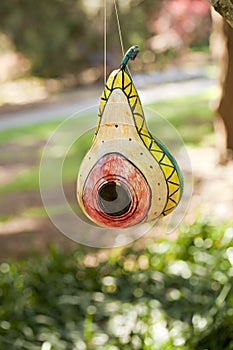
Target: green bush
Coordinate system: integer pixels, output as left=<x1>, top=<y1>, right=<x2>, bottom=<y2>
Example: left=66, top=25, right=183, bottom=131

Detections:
left=0, top=218, right=232, bottom=349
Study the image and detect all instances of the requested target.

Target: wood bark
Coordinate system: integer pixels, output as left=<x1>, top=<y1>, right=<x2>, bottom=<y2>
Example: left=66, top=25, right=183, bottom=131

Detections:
left=209, top=0, right=233, bottom=27
left=217, top=22, right=233, bottom=152
left=211, top=8, right=233, bottom=161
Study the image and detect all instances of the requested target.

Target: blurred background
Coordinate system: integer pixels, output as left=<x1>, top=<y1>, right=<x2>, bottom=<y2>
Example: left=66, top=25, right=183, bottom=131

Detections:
left=0, top=0, right=232, bottom=349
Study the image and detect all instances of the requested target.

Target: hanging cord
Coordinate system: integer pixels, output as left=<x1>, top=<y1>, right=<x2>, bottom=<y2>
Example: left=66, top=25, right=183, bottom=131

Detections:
left=104, top=0, right=107, bottom=85
left=114, top=0, right=136, bottom=75
left=113, top=0, right=125, bottom=57
left=104, top=0, right=135, bottom=83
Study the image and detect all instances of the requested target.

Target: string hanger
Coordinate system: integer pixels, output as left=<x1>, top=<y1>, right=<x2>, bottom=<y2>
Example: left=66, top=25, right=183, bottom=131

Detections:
left=104, top=0, right=107, bottom=84
left=104, top=0, right=130, bottom=84
left=113, top=0, right=125, bottom=57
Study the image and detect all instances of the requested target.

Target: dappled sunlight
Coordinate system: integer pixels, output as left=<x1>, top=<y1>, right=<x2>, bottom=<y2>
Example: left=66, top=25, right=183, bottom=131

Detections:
left=188, top=146, right=233, bottom=221
left=0, top=217, right=39, bottom=235
left=0, top=78, right=49, bottom=106
left=0, top=164, right=26, bottom=186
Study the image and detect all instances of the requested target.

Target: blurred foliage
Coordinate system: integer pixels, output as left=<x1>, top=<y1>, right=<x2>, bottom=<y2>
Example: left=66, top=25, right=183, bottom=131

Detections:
left=0, top=0, right=210, bottom=80
left=150, top=0, right=210, bottom=53
left=0, top=0, right=159, bottom=78
left=0, top=218, right=232, bottom=349
left=0, top=0, right=91, bottom=78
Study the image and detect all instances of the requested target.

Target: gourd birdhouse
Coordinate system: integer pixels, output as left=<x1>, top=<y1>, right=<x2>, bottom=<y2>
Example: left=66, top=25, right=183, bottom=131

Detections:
left=77, top=46, right=183, bottom=228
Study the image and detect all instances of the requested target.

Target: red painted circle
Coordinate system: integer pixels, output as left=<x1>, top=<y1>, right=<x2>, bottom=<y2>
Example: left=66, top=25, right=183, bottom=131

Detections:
left=82, top=153, right=151, bottom=228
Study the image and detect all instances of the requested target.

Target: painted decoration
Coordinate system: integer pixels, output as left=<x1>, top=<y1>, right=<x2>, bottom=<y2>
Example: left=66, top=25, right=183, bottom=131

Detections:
left=77, top=46, right=183, bottom=228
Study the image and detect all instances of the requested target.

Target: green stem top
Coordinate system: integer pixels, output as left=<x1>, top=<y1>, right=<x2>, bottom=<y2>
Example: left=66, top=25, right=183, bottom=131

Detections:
left=120, top=45, right=139, bottom=70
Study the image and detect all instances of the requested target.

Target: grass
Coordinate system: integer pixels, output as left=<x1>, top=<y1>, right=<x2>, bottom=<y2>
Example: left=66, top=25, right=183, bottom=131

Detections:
left=0, top=166, right=40, bottom=194
left=147, top=89, right=216, bottom=146
left=0, top=121, right=59, bottom=145
left=0, top=218, right=232, bottom=349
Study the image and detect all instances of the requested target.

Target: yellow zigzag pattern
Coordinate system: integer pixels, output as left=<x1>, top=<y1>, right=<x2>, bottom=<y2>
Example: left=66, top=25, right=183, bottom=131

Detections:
left=96, top=69, right=182, bottom=217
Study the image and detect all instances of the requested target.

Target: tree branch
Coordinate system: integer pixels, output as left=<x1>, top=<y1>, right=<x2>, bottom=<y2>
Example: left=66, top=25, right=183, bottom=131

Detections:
left=209, top=0, right=233, bottom=27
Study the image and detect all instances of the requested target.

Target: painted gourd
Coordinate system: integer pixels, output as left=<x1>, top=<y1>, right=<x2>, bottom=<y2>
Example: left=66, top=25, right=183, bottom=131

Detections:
left=77, top=46, right=183, bottom=228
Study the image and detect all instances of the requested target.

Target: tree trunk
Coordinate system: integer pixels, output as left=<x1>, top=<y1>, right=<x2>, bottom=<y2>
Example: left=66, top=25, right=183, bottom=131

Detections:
left=211, top=10, right=233, bottom=161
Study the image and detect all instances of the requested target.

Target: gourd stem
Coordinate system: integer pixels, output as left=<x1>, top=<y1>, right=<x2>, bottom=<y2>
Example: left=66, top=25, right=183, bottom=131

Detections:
left=120, top=45, right=139, bottom=70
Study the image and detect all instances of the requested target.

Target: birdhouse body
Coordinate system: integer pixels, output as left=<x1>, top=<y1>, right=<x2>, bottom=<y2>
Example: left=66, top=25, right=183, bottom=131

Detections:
left=77, top=67, right=183, bottom=228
